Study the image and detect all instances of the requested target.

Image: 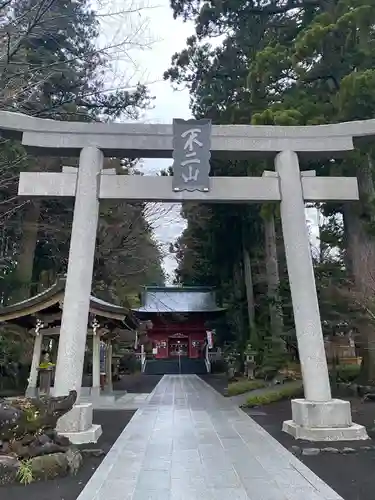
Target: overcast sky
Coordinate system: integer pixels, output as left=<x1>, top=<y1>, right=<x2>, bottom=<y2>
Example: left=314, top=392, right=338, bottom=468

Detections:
left=98, top=0, right=320, bottom=283
left=135, top=4, right=193, bottom=283
left=100, top=0, right=195, bottom=282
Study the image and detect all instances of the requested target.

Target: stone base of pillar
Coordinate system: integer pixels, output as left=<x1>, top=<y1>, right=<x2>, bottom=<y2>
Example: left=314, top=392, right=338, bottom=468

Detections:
left=283, top=398, right=369, bottom=441
left=103, top=383, right=113, bottom=394
left=25, top=386, right=38, bottom=398
left=77, top=387, right=116, bottom=406
left=89, top=394, right=116, bottom=405
left=58, top=424, right=102, bottom=445
left=55, top=403, right=102, bottom=444
left=90, top=386, right=101, bottom=398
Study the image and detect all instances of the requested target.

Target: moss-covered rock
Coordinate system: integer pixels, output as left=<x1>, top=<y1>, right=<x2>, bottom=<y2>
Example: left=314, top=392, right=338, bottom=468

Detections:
left=29, top=452, right=69, bottom=481
left=0, top=390, right=77, bottom=441
left=0, top=455, right=21, bottom=485
left=66, top=448, right=82, bottom=475
left=0, top=391, right=81, bottom=485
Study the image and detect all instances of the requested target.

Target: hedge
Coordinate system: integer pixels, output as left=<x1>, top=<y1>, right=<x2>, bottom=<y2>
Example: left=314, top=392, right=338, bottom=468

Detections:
left=226, top=379, right=267, bottom=396
left=333, top=364, right=361, bottom=383
left=243, top=383, right=304, bottom=407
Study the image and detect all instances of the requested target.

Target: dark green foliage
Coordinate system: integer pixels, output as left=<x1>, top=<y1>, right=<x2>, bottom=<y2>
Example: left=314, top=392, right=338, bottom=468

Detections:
left=332, top=364, right=361, bottom=384
left=226, top=379, right=267, bottom=397
left=0, top=0, right=164, bottom=308
left=244, top=383, right=304, bottom=408
left=164, top=0, right=375, bottom=379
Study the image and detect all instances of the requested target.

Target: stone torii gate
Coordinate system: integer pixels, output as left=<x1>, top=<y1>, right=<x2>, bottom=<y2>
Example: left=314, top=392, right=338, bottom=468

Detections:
left=5, top=110, right=375, bottom=442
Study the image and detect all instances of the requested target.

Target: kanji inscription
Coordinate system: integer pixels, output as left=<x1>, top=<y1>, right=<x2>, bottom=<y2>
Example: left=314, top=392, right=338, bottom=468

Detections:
left=172, top=118, right=212, bottom=192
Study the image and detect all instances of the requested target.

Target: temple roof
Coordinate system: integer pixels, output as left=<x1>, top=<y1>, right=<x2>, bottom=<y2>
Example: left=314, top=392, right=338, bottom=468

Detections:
left=132, top=286, right=225, bottom=314
left=0, top=276, right=138, bottom=330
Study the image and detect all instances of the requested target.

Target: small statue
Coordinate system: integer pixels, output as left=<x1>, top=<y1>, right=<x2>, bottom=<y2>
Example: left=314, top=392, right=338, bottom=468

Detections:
left=39, top=350, right=54, bottom=370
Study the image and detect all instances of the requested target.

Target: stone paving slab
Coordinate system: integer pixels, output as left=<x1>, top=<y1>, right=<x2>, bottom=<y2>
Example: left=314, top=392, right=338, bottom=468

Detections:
left=79, top=392, right=151, bottom=410
left=77, top=375, right=344, bottom=500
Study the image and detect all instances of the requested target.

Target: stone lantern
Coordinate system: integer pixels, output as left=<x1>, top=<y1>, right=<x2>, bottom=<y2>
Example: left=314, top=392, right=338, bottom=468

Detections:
left=244, top=343, right=257, bottom=380
left=245, top=350, right=257, bottom=380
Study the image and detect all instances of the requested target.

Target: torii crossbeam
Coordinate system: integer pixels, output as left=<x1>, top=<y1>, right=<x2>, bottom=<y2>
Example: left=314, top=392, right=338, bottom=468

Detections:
left=5, top=110, right=370, bottom=443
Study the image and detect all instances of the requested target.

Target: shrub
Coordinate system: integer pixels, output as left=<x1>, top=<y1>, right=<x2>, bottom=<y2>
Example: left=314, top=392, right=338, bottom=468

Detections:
left=226, top=379, right=267, bottom=397
left=17, top=459, right=34, bottom=485
left=243, top=383, right=303, bottom=407
left=334, top=364, right=361, bottom=383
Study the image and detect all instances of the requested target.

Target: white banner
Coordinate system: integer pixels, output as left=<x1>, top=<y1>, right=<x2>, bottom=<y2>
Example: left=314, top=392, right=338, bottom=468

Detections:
left=206, top=330, right=213, bottom=349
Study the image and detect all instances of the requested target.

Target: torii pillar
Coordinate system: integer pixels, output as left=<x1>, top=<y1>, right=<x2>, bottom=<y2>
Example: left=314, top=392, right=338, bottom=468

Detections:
left=275, top=151, right=367, bottom=440
left=16, top=116, right=369, bottom=441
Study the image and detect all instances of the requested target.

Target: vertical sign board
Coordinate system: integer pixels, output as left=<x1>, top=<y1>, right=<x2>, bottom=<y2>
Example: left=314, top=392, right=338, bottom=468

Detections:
left=172, top=118, right=212, bottom=192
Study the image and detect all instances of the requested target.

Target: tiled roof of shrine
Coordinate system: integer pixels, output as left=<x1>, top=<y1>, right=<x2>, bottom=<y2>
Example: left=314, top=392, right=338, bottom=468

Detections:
left=132, top=286, right=225, bottom=314
left=0, top=275, right=138, bottom=331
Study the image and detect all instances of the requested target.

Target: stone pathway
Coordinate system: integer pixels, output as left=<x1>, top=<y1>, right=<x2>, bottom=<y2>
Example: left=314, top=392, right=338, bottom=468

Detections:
left=79, top=392, right=151, bottom=410
left=77, top=375, right=343, bottom=500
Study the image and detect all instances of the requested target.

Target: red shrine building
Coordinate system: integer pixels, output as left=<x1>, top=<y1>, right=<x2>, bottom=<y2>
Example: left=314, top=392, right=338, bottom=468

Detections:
left=132, top=286, right=224, bottom=374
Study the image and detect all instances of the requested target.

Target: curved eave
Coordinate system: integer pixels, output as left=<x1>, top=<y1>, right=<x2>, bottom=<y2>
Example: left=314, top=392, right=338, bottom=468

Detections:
left=89, top=298, right=135, bottom=325
left=0, top=278, right=66, bottom=322
left=0, top=277, right=138, bottom=328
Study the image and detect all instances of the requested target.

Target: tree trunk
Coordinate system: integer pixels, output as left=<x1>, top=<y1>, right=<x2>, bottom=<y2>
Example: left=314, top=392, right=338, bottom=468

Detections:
left=232, top=261, right=247, bottom=350
left=13, top=158, right=62, bottom=302
left=242, top=236, right=255, bottom=332
left=13, top=200, right=41, bottom=302
left=344, top=155, right=375, bottom=383
left=264, top=209, right=284, bottom=337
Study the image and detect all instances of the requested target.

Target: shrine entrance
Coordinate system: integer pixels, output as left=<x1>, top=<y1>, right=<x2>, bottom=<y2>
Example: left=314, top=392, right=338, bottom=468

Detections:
left=9, top=110, right=372, bottom=442
left=132, top=286, right=223, bottom=363
left=168, top=335, right=189, bottom=358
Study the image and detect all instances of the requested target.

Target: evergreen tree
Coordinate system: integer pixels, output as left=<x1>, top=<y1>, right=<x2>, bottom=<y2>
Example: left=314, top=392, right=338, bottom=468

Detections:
left=0, top=0, right=162, bottom=305
left=165, top=0, right=375, bottom=379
